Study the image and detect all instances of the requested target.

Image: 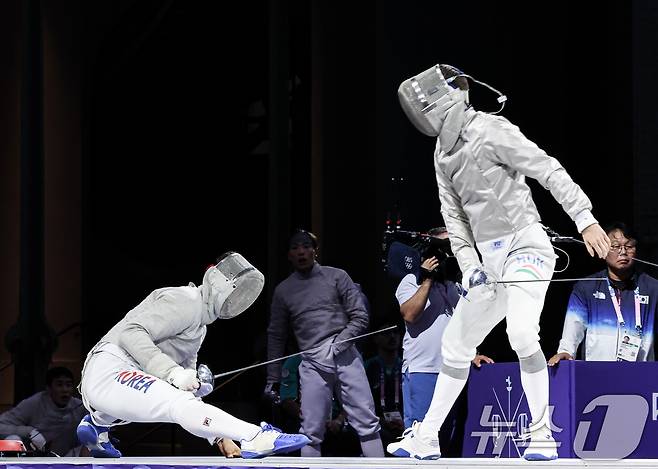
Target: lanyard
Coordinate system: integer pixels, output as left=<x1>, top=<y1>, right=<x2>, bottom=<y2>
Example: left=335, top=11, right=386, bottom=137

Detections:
left=379, top=360, right=400, bottom=409
left=606, top=279, right=642, bottom=332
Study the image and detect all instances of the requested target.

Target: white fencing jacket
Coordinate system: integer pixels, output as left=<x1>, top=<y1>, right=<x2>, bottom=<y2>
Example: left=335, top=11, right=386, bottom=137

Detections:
left=100, top=285, right=211, bottom=379
left=434, top=109, right=597, bottom=273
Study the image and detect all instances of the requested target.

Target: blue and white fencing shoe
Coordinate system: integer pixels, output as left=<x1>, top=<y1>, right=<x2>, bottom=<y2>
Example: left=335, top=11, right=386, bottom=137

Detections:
left=521, top=422, right=558, bottom=461
left=240, top=422, right=310, bottom=459
left=77, top=414, right=122, bottom=458
left=386, top=421, right=441, bottom=460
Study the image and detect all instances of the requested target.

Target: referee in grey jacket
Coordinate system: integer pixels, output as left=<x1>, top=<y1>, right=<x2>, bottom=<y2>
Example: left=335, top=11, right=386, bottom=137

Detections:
left=265, top=230, right=384, bottom=457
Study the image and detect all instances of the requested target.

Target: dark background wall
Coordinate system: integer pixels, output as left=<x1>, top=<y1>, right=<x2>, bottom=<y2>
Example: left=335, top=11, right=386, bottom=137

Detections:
left=2, top=0, right=658, bottom=454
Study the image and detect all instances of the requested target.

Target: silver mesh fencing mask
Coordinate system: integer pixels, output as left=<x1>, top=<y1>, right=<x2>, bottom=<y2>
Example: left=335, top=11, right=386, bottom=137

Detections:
left=397, top=64, right=468, bottom=137
left=202, top=251, right=265, bottom=319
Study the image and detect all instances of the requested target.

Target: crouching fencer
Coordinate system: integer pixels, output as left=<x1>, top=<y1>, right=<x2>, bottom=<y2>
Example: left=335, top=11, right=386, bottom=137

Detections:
left=76, top=252, right=310, bottom=458
left=388, top=64, right=611, bottom=461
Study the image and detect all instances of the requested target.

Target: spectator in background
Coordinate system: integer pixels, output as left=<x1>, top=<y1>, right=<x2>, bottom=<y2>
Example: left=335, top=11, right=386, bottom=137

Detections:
left=265, top=230, right=384, bottom=457
left=395, top=227, right=493, bottom=456
left=365, top=324, right=404, bottom=449
left=0, top=367, right=87, bottom=456
left=549, top=222, right=658, bottom=364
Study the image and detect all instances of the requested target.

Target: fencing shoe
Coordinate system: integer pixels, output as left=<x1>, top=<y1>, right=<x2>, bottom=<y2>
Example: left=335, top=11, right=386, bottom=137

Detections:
left=521, top=422, right=558, bottom=461
left=240, top=422, right=310, bottom=459
left=77, top=414, right=122, bottom=458
left=386, top=421, right=441, bottom=460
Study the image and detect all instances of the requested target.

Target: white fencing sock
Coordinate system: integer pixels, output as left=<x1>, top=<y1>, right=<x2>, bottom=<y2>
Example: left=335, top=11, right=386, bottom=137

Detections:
left=417, top=364, right=469, bottom=445
left=519, top=349, right=549, bottom=426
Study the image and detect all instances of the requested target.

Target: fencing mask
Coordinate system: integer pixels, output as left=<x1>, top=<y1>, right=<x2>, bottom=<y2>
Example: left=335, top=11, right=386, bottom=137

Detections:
left=398, top=64, right=506, bottom=145
left=397, top=64, right=468, bottom=137
left=202, top=251, right=265, bottom=319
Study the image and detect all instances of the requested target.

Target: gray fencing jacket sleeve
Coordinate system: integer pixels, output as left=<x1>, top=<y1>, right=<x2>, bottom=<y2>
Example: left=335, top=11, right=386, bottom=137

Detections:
left=434, top=157, right=481, bottom=274
left=266, top=289, right=290, bottom=384
left=331, top=271, right=369, bottom=355
left=101, top=285, right=208, bottom=379
left=433, top=111, right=597, bottom=274
left=486, top=116, right=597, bottom=232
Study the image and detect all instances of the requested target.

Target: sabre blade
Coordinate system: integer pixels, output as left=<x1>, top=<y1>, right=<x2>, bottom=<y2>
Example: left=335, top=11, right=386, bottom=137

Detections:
left=490, top=277, right=607, bottom=285
left=213, top=325, right=398, bottom=379
left=633, top=257, right=658, bottom=268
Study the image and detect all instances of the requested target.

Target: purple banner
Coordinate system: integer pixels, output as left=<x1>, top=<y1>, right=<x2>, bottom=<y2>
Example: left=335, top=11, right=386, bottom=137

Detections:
left=463, top=361, right=658, bottom=459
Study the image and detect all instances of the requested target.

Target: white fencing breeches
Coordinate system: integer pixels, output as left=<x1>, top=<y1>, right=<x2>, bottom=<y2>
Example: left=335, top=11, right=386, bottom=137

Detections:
left=441, top=223, right=557, bottom=368
left=79, top=343, right=260, bottom=442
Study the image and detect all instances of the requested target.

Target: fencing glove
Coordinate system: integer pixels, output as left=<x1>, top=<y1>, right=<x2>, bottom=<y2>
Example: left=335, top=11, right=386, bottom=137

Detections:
left=166, top=367, right=200, bottom=391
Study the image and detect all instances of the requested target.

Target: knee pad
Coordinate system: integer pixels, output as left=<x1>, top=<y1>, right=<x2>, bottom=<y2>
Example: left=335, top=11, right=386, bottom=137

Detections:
left=518, top=349, right=546, bottom=374
left=441, top=363, right=470, bottom=380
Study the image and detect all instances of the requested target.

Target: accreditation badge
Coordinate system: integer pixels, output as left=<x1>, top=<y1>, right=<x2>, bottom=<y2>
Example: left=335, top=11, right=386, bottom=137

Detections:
left=616, top=328, right=642, bottom=362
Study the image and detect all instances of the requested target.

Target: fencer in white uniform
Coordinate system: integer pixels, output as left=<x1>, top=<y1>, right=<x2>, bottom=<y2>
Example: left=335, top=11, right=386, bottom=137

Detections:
left=77, top=252, right=310, bottom=458
left=388, top=64, right=610, bottom=461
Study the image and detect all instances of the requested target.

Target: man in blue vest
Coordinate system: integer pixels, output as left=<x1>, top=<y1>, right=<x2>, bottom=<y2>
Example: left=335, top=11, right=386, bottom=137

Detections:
left=550, top=222, right=658, bottom=363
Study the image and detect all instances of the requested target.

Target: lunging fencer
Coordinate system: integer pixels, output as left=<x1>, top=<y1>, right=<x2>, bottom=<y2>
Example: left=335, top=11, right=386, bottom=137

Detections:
left=388, top=64, right=611, bottom=461
left=76, top=252, right=310, bottom=458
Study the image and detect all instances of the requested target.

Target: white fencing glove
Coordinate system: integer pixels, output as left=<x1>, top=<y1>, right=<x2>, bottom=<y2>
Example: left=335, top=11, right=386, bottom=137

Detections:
left=462, top=267, right=497, bottom=303
left=28, top=428, right=47, bottom=451
left=166, top=367, right=200, bottom=391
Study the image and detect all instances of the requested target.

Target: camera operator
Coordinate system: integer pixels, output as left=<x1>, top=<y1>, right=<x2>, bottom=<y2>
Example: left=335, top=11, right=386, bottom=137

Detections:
left=395, top=227, right=492, bottom=456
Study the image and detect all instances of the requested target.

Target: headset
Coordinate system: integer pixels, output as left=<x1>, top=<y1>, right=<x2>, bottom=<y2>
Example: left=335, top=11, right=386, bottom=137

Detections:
left=444, top=65, right=508, bottom=114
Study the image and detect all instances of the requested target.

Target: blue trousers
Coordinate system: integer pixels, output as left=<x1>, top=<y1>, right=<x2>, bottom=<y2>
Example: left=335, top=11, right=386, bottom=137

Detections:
left=402, top=370, right=466, bottom=456
left=402, top=371, right=438, bottom=428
